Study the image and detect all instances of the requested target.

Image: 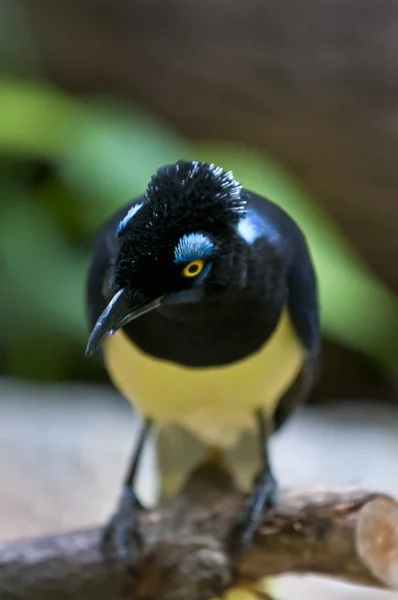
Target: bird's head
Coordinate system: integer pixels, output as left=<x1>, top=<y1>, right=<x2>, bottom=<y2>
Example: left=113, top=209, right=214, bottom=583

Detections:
left=85, top=160, right=249, bottom=356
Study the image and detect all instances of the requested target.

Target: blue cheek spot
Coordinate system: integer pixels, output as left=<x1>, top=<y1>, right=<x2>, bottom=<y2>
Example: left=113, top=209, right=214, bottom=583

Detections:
left=174, top=232, right=214, bottom=263
left=117, top=202, right=144, bottom=235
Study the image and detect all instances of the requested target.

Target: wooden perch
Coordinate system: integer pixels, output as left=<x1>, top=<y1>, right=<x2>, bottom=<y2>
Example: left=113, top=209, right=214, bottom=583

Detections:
left=1, top=460, right=398, bottom=600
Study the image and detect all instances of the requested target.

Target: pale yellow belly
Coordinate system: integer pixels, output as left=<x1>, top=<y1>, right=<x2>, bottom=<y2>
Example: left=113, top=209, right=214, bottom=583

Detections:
left=103, top=307, right=305, bottom=448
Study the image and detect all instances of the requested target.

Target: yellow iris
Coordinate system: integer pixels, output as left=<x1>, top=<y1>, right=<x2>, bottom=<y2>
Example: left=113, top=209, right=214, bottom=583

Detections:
left=182, top=259, right=204, bottom=278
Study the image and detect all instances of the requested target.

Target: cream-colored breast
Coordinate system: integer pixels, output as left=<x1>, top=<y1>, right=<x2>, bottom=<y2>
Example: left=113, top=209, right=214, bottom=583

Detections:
left=103, top=306, right=305, bottom=448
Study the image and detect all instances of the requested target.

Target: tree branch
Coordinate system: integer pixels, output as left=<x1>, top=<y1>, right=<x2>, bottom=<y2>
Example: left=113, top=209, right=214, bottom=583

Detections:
left=1, top=460, right=397, bottom=599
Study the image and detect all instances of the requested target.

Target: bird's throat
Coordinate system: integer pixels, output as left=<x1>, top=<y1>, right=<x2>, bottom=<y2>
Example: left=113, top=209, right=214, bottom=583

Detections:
left=122, top=290, right=286, bottom=368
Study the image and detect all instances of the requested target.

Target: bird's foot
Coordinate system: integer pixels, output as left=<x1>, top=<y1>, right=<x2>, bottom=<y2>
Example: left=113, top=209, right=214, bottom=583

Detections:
left=226, top=469, right=277, bottom=563
left=101, top=486, right=144, bottom=577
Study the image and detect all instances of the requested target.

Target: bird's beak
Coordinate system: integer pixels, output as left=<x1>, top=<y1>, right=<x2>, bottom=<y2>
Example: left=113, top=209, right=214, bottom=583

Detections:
left=85, top=288, right=163, bottom=357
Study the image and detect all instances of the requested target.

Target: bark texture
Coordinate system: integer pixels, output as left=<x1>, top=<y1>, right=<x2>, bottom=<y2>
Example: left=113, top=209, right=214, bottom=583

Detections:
left=0, top=461, right=397, bottom=599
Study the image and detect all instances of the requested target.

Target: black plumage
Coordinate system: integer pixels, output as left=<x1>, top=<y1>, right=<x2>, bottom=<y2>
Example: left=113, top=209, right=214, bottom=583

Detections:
left=87, top=161, right=319, bottom=368
left=85, top=159, right=321, bottom=568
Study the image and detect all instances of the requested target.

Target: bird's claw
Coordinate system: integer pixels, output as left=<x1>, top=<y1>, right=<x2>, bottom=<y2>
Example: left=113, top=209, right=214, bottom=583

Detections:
left=226, top=470, right=277, bottom=563
left=102, top=486, right=144, bottom=577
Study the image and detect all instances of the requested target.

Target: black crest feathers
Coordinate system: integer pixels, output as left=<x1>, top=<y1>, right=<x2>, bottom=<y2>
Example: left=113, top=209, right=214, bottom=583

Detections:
left=112, top=160, right=246, bottom=296
left=145, top=160, right=246, bottom=221
left=116, top=160, right=246, bottom=240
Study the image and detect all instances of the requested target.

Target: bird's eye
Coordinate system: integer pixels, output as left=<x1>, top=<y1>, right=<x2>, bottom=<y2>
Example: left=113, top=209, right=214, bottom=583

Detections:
left=182, top=259, right=205, bottom=278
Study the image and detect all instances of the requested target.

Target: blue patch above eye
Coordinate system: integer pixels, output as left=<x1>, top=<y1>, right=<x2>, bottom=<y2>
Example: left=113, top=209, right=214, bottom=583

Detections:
left=174, top=233, right=214, bottom=263
left=116, top=202, right=144, bottom=235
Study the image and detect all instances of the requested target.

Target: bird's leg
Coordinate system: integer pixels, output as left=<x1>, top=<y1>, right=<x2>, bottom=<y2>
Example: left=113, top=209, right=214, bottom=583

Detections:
left=227, top=408, right=277, bottom=560
left=102, top=417, right=152, bottom=575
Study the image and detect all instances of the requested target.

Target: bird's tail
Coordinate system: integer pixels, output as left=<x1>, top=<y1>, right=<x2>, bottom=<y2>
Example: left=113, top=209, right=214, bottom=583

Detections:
left=155, top=423, right=279, bottom=599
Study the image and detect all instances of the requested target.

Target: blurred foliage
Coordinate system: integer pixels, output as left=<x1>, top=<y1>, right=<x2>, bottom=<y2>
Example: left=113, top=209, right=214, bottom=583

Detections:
left=0, top=77, right=397, bottom=382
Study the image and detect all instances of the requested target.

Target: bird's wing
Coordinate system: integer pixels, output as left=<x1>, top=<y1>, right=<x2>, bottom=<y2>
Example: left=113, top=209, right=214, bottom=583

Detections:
left=286, top=234, right=320, bottom=358
left=245, top=191, right=321, bottom=370
left=274, top=234, right=321, bottom=430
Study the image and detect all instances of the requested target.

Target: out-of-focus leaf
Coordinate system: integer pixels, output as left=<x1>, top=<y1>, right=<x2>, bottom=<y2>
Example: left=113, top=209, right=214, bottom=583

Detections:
left=191, top=143, right=398, bottom=373
left=0, top=79, right=187, bottom=232
left=33, top=175, right=89, bottom=241
left=59, top=99, right=187, bottom=231
left=5, top=333, right=74, bottom=381
left=0, top=79, right=79, bottom=156
left=0, top=189, right=87, bottom=342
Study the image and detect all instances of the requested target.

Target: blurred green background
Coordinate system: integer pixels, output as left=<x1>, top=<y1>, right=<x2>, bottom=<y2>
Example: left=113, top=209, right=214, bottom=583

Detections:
left=0, top=1, right=397, bottom=395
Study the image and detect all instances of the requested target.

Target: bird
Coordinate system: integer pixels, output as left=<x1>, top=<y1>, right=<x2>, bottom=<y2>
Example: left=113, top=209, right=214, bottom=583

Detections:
left=85, top=159, right=321, bottom=581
